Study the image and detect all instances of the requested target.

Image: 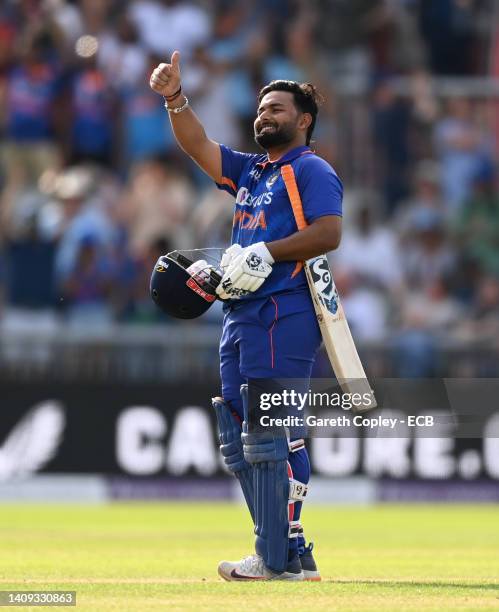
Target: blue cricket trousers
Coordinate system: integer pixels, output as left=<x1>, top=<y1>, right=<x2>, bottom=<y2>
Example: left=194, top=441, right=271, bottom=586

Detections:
left=219, top=289, right=322, bottom=555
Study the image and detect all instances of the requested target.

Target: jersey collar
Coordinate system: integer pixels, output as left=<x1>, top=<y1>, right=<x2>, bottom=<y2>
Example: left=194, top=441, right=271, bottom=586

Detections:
left=256, top=145, right=313, bottom=168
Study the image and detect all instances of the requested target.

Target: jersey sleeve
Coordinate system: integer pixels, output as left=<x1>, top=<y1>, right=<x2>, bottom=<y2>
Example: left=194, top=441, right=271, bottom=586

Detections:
left=296, top=155, right=343, bottom=222
left=215, top=144, right=258, bottom=196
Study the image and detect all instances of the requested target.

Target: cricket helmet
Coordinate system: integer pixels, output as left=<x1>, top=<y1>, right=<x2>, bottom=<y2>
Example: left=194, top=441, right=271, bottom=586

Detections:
left=150, top=252, right=221, bottom=319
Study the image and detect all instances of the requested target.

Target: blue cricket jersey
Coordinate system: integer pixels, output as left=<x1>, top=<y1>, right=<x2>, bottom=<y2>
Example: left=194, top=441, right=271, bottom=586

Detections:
left=215, top=144, right=343, bottom=300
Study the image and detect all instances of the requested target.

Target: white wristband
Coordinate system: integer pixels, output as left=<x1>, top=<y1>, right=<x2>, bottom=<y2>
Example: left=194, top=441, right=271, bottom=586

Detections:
left=165, top=95, right=189, bottom=114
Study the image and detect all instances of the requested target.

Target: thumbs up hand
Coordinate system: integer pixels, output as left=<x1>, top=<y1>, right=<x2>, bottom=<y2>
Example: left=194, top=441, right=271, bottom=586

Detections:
left=149, top=50, right=182, bottom=99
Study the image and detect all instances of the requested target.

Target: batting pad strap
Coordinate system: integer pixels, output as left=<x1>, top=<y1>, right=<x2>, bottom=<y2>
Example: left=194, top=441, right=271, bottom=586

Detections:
left=212, top=398, right=246, bottom=473
left=243, top=432, right=289, bottom=463
left=288, top=438, right=305, bottom=453
left=289, top=478, right=308, bottom=501
left=289, top=520, right=301, bottom=539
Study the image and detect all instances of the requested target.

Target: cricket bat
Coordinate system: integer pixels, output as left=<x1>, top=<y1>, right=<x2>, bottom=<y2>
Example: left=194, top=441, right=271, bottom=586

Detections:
left=281, top=164, right=376, bottom=413
left=303, top=255, right=376, bottom=413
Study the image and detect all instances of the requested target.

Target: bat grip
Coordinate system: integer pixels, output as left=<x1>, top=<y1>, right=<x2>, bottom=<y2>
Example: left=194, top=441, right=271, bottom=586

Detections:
left=210, top=270, right=222, bottom=284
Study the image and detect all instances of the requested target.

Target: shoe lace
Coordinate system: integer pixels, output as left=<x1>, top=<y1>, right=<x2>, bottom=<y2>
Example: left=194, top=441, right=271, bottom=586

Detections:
left=240, top=554, right=264, bottom=575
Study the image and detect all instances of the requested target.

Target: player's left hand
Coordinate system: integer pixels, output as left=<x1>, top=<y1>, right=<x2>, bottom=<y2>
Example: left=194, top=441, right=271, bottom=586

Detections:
left=216, top=242, right=274, bottom=300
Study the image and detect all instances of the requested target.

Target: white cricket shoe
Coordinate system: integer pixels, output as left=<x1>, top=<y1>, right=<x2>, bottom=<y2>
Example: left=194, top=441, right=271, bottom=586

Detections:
left=218, top=554, right=304, bottom=581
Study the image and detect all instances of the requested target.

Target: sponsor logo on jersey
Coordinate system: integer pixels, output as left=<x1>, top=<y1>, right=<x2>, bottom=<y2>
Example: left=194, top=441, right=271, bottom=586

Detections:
left=235, top=187, right=273, bottom=208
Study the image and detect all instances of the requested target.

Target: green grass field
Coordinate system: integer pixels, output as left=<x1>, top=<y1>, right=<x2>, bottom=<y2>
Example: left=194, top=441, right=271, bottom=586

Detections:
left=0, top=503, right=497, bottom=611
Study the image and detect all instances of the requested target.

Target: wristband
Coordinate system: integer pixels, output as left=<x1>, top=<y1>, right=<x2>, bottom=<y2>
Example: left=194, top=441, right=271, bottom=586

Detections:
left=165, top=95, right=189, bottom=114
left=164, top=86, right=182, bottom=102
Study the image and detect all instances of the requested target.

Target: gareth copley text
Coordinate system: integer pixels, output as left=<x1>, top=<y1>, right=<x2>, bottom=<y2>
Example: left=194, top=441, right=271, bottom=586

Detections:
left=260, top=414, right=436, bottom=429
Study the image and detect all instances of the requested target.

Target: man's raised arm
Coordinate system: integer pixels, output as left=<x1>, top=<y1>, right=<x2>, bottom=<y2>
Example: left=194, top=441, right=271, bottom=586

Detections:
left=149, top=51, right=222, bottom=183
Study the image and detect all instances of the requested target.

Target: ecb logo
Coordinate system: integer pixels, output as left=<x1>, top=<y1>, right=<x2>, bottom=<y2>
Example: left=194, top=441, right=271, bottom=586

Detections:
left=309, top=256, right=339, bottom=315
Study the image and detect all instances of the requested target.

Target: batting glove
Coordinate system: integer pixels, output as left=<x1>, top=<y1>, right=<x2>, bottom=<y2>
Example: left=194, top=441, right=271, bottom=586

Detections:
left=220, top=244, right=243, bottom=273
left=216, top=242, right=274, bottom=300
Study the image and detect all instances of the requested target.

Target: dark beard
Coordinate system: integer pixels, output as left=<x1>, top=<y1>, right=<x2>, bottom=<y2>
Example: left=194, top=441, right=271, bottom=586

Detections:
left=254, top=124, right=295, bottom=150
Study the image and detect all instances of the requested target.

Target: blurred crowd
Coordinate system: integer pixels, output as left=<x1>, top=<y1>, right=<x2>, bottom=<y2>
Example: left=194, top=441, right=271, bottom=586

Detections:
left=0, top=0, right=498, bottom=368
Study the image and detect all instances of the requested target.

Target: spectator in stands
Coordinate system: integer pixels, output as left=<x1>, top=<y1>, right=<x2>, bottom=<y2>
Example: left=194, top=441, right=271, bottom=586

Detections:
left=44, top=0, right=84, bottom=50
left=371, top=75, right=412, bottom=211
left=68, top=45, right=116, bottom=165
left=209, top=1, right=267, bottom=139
left=454, top=160, right=499, bottom=276
left=98, top=15, right=148, bottom=90
left=3, top=190, right=57, bottom=310
left=127, top=235, right=172, bottom=323
left=0, top=29, right=62, bottom=225
left=128, top=0, right=211, bottom=58
left=400, top=275, right=463, bottom=336
left=59, top=234, right=114, bottom=326
left=334, top=267, right=390, bottom=343
left=409, top=69, right=439, bottom=154
left=419, top=0, right=476, bottom=75
left=311, top=89, right=340, bottom=168
left=263, top=20, right=311, bottom=84
left=453, top=274, right=499, bottom=346
left=119, top=53, right=175, bottom=166
left=332, top=195, right=404, bottom=292
left=52, top=165, right=117, bottom=286
left=209, top=0, right=258, bottom=66
left=330, top=197, right=403, bottom=341
left=394, top=159, right=445, bottom=238
left=401, top=207, right=456, bottom=292
left=182, top=45, right=242, bottom=152
left=120, top=156, right=194, bottom=257
left=313, top=0, right=387, bottom=90
left=434, top=97, right=492, bottom=212
left=189, top=185, right=234, bottom=249
left=79, top=0, right=113, bottom=38
left=370, top=0, right=425, bottom=73
left=393, top=274, right=462, bottom=377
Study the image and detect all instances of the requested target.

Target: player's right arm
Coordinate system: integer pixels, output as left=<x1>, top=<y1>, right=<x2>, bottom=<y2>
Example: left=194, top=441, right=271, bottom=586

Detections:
left=149, top=51, right=222, bottom=183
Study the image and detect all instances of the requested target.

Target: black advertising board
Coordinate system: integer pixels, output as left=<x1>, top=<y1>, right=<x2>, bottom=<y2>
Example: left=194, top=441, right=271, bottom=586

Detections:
left=0, top=380, right=498, bottom=481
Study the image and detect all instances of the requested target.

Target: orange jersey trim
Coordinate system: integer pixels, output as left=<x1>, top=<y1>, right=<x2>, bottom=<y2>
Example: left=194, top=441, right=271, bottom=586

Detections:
left=220, top=176, right=237, bottom=193
left=281, top=165, right=307, bottom=230
left=291, top=262, right=303, bottom=278
left=281, top=164, right=308, bottom=278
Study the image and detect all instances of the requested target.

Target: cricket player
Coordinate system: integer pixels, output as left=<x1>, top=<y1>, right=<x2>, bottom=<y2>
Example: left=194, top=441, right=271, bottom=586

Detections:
left=150, top=51, right=342, bottom=581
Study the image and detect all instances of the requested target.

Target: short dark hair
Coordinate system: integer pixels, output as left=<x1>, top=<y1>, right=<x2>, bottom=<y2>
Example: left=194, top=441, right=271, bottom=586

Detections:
left=258, top=80, right=323, bottom=145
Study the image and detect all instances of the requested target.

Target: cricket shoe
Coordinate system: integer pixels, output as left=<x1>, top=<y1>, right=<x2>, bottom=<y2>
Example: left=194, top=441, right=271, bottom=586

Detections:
left=218, top=554, right=304, bottom=581
left=300, top=543, right=321, bottom=581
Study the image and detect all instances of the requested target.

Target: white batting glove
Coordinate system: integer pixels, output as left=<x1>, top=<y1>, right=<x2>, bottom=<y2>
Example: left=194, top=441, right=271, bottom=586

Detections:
left=220, top=244, right=243, bottom=273
left=216, top=242, right=274, bottom=300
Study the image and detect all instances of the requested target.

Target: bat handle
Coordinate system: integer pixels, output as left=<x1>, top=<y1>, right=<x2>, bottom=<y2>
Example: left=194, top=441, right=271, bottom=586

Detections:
left=210, top=270, right=222, bottom=284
